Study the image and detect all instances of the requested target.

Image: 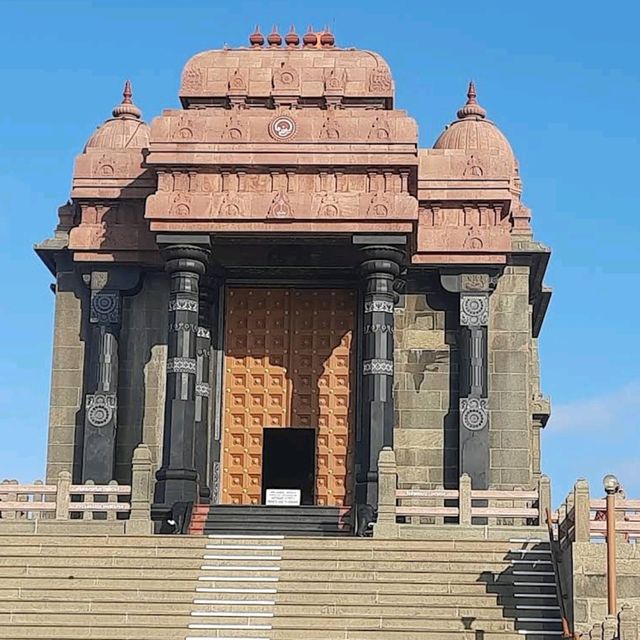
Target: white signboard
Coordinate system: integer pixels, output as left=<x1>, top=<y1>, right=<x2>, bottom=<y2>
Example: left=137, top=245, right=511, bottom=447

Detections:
left=265, top=489, right=301, bottom=506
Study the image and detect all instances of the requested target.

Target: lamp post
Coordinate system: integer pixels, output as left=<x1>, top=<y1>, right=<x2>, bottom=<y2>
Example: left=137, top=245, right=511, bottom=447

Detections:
left=603, top=473, right=619, bottom=616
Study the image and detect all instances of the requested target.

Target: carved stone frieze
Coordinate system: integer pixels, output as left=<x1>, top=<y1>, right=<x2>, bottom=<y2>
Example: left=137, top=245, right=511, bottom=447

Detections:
left=178, top=49, right=393, bottom=102
left=416, top=204, right=511, bottom=255
left=148, top=108, right=416, bottom=147
left=146, top=187, right=418, bottom=225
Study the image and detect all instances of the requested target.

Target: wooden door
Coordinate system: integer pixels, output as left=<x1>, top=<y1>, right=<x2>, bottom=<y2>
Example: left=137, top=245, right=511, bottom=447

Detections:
left=222, top=287, right=355, bottom=506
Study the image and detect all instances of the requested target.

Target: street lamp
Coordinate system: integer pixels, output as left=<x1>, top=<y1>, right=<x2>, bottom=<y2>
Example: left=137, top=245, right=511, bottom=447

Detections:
left=603, top=474, right=620, bottom=495
left=602, top=473, right=619, bottom=616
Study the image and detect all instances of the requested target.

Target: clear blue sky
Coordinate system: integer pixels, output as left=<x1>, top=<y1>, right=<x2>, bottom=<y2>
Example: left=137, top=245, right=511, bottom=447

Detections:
left=1, top=0, right=638, bottom=503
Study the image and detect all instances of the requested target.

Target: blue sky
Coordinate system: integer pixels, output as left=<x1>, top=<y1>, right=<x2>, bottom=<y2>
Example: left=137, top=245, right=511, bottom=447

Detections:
left=0, top=0, right=638, bottom=503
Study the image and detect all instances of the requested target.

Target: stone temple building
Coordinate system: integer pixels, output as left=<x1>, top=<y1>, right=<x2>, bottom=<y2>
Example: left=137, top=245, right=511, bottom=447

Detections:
left=9, top=26, right=638, bottom=640
left=36, top=25, right=551, bottom=527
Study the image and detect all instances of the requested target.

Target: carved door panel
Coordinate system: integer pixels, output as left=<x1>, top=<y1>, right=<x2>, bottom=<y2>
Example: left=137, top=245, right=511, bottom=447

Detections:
left=222, top=287, right=355, bottom=506
left=290, top=290, right=355, bottom=507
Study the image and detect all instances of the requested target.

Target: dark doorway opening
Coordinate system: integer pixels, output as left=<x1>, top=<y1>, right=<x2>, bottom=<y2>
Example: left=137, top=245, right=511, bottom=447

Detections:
left=262, top=428, right=315, bottom=505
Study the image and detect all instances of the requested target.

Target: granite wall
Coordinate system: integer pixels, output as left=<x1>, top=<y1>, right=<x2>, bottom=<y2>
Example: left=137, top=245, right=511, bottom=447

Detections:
left=45, top=265, right=88, bottom=483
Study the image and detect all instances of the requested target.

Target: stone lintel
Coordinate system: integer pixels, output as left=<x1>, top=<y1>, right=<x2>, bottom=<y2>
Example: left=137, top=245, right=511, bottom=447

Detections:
left=352, top=234, right=407, bottom=246
left=156, top=233, right=212, bottom=248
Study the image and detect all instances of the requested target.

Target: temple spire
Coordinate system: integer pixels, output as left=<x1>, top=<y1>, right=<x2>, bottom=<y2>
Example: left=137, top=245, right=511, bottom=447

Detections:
left=122, top=79, right=133, bottom=104
left=112, top=79, right=142, bottom=119
left=457, top=79, right=486, bottom=120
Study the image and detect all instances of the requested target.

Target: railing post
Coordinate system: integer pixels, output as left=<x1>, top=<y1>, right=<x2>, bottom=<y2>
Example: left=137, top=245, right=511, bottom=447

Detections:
left=619, top=604, right=639, bottom=640
left=574, top=478, right=591, bottom=542
left=55, top=471, right=71, bottom=520
left=459, top=473, right=472, bottom=526
left=107, top=480, right=118, bottom=521
left=538, top=474, right=551, bottom=527
left=126, top=444, right=154, bottom=535
left=1, top=480, right=18, bottom=520
left=603, top=615, right=618, bottom=640
left=373, top=447, right=399, bottom=538
left=590, top=621, right=604, bottom=640
left=558, top=502, right=568, bottom=543
left=33, top=480, right=43, bottom=520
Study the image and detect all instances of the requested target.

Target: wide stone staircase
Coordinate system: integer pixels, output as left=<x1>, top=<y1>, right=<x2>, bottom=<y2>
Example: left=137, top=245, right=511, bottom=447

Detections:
left=0, top=532, right=564, bottom=639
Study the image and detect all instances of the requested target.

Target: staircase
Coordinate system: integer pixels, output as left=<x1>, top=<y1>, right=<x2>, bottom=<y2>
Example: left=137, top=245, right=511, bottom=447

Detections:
left=0, top=531, right=565, bottom=639
left=190, top=505, right=352, bottom=536
left=192, top=533, right=564, bottom=640
left=0, top=533, right=207, bottom=639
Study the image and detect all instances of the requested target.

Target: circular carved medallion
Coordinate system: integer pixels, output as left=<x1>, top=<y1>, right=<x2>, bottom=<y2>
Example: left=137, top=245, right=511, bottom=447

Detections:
left=86, top=393, right=115, bottom=428
left=460, top=397, right=488, bottom=431
left=269, top=115, right=296, bottom=140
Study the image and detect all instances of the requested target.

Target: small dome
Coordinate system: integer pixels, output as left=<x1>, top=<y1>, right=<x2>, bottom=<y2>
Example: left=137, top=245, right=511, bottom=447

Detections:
left=433, top=81, right=515, bottom=162
left=85, top=80, right=150, bottom=150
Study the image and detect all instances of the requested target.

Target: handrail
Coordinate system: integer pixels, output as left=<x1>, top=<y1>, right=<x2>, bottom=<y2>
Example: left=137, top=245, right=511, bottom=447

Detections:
left=546, top=507, right=579, bottom=639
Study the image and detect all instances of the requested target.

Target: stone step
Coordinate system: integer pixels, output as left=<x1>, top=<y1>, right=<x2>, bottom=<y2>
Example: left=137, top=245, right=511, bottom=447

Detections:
left=0, top=556, right=205, bottom=568
left=0, top=585, right=556, bottom=609
left=0, top=535, right=206, bottom=548
left=0, top=545, right=209, bottom=559
left=0, top=595, right=559, bottom=620
left=279, top=539, right=550, bottom=552
left=187, top=614, right=556, bottom=632
left=269, top=628, right=535, bottom=640
left=3, top=574, right=555, bottom=598
left=271, top=590, right=558, bottom=608
left=0, top=625, right=267, bottom=640
left=0, top=599, right=273, bottom=615
left=273, top=549, right=550, bottom=562
left=0, top=565, right=201, bottom=579
left=2, top=577, right=201, bottom=590
left=205, top=536, right=548, bottom=549
left=274, top=559, right=551, bottom=572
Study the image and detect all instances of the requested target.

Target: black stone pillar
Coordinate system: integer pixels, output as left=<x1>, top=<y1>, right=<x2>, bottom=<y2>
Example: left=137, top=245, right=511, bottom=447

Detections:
left=441, top=273, right=494, bottom=490
left=154, top=239, right=210, bottom=510
left=354, top=239, right=405, bottom=509
left=81, top=269, right=140, bottom=483
left=194, top=277, right=216, bottom=502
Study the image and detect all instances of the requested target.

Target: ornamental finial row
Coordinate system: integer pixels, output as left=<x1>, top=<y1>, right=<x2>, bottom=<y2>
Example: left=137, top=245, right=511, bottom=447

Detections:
left=249, top=25, right=335, bottom=49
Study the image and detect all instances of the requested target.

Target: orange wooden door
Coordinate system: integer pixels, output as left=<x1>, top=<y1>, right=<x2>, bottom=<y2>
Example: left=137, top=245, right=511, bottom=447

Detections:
left=221, top=287, right=355, bottom=506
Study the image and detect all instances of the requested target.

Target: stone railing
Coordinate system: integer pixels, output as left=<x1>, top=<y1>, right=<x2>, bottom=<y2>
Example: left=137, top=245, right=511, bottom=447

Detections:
left=554, top=479, right=640, bottom=635
left=587, top=605, right=639, bottom=640
left=375, top=447, right=550, bottom=536
left=0, top=444, right=153, bottom=534
left=556, top=479, right=640, bottom=544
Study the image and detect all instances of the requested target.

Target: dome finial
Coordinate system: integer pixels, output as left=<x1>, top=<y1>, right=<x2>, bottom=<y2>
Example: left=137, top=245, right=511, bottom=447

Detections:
left=267, top=25, right=282, bottom=48
left=457, top=79, right=486, bottom=119
left=467, top=80, right=477, bottom=104
left=112, top=80, right=141, bottom=119
left=123, top=79, right=133, bottom=104
left=249, top=25, right=265, bottom=48
left=285, top=24, right=300, bottom=48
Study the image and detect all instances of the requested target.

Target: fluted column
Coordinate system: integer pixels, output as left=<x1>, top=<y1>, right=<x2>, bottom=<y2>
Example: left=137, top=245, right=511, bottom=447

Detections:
left=154, top=241, right=210, bottom=509
left=356, top=243, right=404, bottom=508
left=194, top=277, right=216, bottom=501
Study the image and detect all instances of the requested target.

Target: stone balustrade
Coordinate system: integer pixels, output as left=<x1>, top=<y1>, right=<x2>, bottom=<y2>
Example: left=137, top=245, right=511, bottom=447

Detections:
left=374, top=447, right=550, bottom=537
left=0, top=444, right=153, bottom=534
left=588, top=605, right=639, bottom=640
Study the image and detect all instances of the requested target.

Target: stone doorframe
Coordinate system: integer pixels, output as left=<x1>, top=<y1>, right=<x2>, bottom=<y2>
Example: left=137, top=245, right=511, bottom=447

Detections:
left=151, top=232, right=408, bottom=520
